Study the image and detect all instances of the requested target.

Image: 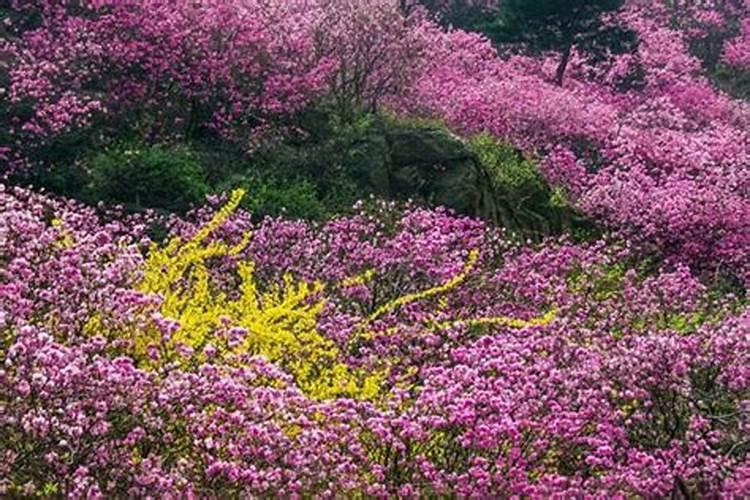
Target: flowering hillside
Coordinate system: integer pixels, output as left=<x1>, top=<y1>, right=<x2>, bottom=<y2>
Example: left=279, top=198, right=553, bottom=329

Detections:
left=1, top=0, right=748, bottom=497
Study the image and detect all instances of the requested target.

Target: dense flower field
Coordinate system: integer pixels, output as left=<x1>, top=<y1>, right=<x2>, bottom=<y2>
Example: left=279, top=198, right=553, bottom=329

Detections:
left=1, top=0, right=749, bottom=497
left=2, top=184, right=749, bottom=496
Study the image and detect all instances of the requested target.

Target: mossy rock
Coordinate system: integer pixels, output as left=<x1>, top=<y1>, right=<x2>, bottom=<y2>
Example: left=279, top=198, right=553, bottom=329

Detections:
left=383, top=120, right=483, bottom=214
left=386, top=125, right=472, bottom=166
left=345, top=127, right=392, bottom=196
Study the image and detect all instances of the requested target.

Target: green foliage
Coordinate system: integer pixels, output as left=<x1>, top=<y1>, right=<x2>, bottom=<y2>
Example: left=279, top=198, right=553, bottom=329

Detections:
left=472, top=134, right=544, bottom=194
left=482, top=0, right=637, bottom=85
left=568, top=260, right=629, bottom=302
left=86, top=142, right=209, bottom=212
left=244, top=114, right=596, bottom=235
left=714, top=65, right=750, bottom=100
left=470, top=133, right=592, bottom=239
left=230, top=112, right=383, bottom=218
left=222, top=174, right=330, bottom=220
left=12, top=109, right=597, bottom=235
left=0, top=6, right=43, bottom=39
left=487, top=0, right=629, bottom=49
left=193, top=112, right=363, bottom=221
left=8, top=118, right=102, bottom=199
left=404, top=1, right=495, bottom=32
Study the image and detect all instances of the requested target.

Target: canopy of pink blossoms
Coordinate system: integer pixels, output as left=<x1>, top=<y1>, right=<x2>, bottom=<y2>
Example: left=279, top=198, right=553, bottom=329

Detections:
left=402, top=0, right=750, bottom=285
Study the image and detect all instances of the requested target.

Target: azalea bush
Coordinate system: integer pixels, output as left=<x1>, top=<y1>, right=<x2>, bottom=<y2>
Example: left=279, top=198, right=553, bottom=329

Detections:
left=0, top=0, right=425, bottom=168
left=401, top=0, right=750, bottom=286
left=3, top=1, right=747, bottom=286
left=0, top=1, right=748, bottom=496
left=1, top=185, right=748, bottom=497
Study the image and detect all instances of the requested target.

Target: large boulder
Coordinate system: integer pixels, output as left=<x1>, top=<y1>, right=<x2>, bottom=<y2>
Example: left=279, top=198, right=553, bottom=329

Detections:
left=341, top=117, right=484, bottom=215
left=383, top=121, right=483, bottom=215
left=344, top=125, right=393, bottom=196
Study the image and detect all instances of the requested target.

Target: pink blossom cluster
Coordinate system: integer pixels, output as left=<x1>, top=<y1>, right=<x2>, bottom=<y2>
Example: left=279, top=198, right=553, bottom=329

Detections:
left=3, top=0, right=748, bottom=283
left=0, top=184, right=152, bottom=335
left=2, top=186, right=749, bottom=496
left=724, top=17, right=750, bottom=70
left=402, top=0, right=750, bottom=285
left=2, top=0, right=334, bottom=155
left=1, top=0, right=426, bottom=162
left=1, top=1, right=748, bottom=496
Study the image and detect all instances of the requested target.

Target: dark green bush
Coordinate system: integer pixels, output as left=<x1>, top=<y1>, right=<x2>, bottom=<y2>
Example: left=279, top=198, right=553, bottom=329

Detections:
left=714, top=65, right=750, bottom=100
left=86, top=142, right=209, bottom=212
left=223, top=174, right=329, bottom=220
left=472, top=133, right=544, bottom=194
left=230, top=112, right=378, bottom=218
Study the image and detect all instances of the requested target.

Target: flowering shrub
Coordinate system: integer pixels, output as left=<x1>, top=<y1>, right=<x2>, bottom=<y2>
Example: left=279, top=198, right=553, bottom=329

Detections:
left=402, top=0, right=750, bottom=286
left=1, top=185, right=748, bottom=496
left=3, top=0, right=748, bottom=286
left=0, top=0, right=429, bottom=168
left=1, top=0, right=335, bottom=168
left=724, top=17, right=750, bottom=71
left=0, top=2, right=748, bottom=495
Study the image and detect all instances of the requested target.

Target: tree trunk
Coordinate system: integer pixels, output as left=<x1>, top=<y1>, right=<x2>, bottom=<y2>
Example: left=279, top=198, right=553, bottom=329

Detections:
left=555, top=44, right=572, bottom=86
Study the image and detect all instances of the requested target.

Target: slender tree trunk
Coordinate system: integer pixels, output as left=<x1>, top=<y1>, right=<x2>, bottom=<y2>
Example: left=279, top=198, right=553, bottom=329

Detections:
left=555, top=44, right=572, bottom=86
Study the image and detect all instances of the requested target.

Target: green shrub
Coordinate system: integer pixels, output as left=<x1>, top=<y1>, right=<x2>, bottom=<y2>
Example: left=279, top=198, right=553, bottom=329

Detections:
left=472, top=133, right=545, bottom=195
left=86, top=142, right=209, bottom=212
left=470, top=133, right=592, bottom=239
left=229, top=112, right=376, bottom=219
left=714, top=65, right=750, bottom=100
left=219, top=174, right=329, bottom=220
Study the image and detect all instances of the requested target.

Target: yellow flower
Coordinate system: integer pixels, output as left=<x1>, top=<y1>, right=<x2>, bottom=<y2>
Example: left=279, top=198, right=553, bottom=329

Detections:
left=88, top=189, right=551, bottom=405
left=131, top=188, right=382, bottom=400
left=51, top=218, right=75, bottom=249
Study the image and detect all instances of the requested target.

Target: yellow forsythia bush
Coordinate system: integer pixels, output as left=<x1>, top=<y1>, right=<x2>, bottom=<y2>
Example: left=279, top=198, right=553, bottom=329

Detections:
left=87, top=189, right=553, bottom=402
left=91, top=189, right=383, bottom=401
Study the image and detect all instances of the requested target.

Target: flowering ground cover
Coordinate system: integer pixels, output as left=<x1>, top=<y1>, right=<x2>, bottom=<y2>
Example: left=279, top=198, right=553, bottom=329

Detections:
left=1, top=185, right=748, bottom=496
left=1, top=0, right=748, bottom=497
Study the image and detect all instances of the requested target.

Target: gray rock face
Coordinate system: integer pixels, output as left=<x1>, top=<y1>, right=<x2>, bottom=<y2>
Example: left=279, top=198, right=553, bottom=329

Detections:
left=348, top=120, right=484, bottom=215
left=387, top=126, right=471, bottom=166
